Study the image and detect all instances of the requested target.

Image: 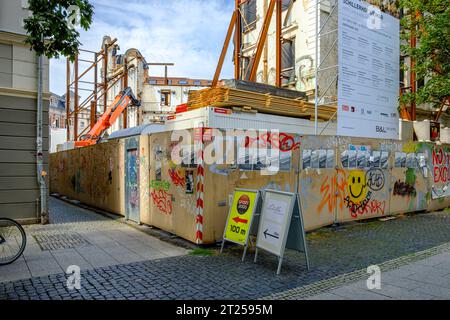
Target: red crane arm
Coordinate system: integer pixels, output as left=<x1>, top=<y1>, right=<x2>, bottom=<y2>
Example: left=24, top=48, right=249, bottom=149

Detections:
left=75, top=87, right=140, bottom=147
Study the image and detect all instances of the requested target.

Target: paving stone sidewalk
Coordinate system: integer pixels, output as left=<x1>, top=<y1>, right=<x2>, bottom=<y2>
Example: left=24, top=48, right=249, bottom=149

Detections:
left=2, top=201, right=450, bottom=300
left=0, top=197, right=187, bottom=283
left=304, top=249, right=450, bottom=300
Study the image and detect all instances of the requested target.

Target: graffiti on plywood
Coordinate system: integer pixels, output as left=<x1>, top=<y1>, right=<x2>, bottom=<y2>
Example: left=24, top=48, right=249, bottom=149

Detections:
left=151, top=189, right=173, bottom=215
left=317, top=170, right=347, bottom=214
left=347, top=170, right=369, bottom=204
left=430, top=147, right=450, bottom=199
left=393, top=168, right=417, bottom=197
left=365, top=168, right=385, bottom=191
left=393, top=181, right=416, bottom=197
left=168, top=168, right=185, bottom=188
left=150, top=180, right=170, bottom=192
left=346, top=198, right=386, bottom=218
left=343, top=168, right=388, bottom=218
left=432, top=147, right=450, bottom=184
left=245, top=132, right=300, bottom=152
left=344, top=169, right=372, bottom=218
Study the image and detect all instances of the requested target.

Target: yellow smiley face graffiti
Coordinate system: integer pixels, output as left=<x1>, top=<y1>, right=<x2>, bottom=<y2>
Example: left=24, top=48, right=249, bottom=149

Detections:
left=347, top=170, right=368, bottom=204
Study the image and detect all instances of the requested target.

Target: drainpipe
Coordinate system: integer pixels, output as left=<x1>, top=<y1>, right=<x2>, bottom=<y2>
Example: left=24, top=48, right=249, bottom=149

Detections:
left=37, top=47, right=48, bottom=224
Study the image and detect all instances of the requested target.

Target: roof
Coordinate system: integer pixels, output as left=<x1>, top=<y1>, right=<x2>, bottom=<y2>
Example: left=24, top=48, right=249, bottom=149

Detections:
left=146, top=77, right=211, bottom=87
left=107, top=123, right=166, bottom=140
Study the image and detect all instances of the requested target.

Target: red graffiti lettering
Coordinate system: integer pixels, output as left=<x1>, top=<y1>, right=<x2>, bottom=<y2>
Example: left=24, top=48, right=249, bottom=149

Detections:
left=151, top=189, right=173, bottom=215
left=168, top=168, right=185, bottom=187
left=245, top=132, right=300, bottom=152
left=432, top=147, right=450, bottom=184
left=347, top=197, right=385, bottom=218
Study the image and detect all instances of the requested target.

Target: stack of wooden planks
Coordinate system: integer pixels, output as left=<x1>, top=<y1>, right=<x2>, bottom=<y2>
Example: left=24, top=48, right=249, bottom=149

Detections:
left=187, top=87, right=336, bottom=121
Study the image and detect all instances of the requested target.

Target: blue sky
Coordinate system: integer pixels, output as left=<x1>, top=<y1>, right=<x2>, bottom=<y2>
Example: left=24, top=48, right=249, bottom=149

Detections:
left=50, top=0, right=235, bottom=96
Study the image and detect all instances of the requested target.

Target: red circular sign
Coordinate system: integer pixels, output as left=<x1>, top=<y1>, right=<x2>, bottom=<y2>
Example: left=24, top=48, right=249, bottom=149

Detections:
left=237, top=195, right=250, bottom=214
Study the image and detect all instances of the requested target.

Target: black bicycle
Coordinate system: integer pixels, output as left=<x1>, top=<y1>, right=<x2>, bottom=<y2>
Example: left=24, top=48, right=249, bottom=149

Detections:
left=0, top=218, right=27, bottom=265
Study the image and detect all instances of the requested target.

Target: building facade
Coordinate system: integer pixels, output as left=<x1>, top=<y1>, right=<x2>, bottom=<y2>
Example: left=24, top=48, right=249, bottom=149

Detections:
left=238, top=0, right=338, bottom=103
left=49, top=93, right=66, bottom=129
left=142, top=76, right=211, bottom=123
left=100, top=35, right=210, bottom=126
left=102, top=37, right=147, bottom=133
left=0, top=0, right=50, bottom=223
left=238, top=0, right=449, bottom=125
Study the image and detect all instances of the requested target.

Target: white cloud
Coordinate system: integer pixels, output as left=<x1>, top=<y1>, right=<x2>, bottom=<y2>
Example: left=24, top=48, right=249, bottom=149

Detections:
left=50, top=0, right=235, bottom=96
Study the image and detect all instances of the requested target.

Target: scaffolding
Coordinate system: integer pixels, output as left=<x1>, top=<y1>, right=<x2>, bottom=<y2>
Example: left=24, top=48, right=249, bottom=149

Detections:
left=312, top=0, right=338, bottom=134
left=66, top=38, right=130, bottom=142
left=212, top=0, right=284, bottom=87
left=212, top=0, right=339, bottom=135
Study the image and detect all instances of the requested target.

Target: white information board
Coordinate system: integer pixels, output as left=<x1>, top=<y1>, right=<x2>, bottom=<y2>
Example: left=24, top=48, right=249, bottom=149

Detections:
left=337, top=0, right=400, bottom=139
left=256, top=190, right=295, bottom=257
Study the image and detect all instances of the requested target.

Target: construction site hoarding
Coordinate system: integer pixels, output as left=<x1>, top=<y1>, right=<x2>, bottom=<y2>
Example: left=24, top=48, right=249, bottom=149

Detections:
left=50, top=128, right=450, bottom=245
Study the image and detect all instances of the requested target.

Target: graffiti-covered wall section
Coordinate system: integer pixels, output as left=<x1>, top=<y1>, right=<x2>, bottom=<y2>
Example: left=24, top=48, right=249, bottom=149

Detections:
left=298, top=136, right=338, bottom=230
left=141, top=129, right=301, bottom=243
left=50, top=133, right=450, bottom=245
left=335, top=137, right=392, bottom=223
left=422, top=143, right=450, bottom=211
left=49, top=139, right=125, bottom=215
left=297, top=137, right=447, bottom=230
left=390, top=141, right=429, bottom=214
left=203, top=129, right=300, bottom=243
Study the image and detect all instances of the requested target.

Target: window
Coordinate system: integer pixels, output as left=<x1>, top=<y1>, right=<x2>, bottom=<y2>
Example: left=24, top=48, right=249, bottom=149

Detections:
left=161, top=90, right=171, bottom=106
left=149, top=79, right=157, bottom=85
left=194, top=80, right=201, bottom=86
left=241, top=0, right=257, bottom=32
left=282, top=0, right=294, bottom=11
left=178, top=80, right=188, bottom=85
left=281, top=38, right=295, bottom=85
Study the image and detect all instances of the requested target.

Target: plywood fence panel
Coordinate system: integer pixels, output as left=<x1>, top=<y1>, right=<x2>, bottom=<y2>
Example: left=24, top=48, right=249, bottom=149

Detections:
left=139, top=134, right=152, bottom=225
left=390, top=167, right=428, bottom=214
left=49, top=140, right=125, bottom=216
left=298, top=168, right=338, bottom=231
left=148, top=132, right=175, bottom=233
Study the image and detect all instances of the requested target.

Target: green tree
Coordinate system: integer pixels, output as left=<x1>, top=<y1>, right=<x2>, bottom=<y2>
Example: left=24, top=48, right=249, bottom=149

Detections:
left=23, top=0, right=94, bottom=60
left=400, top=0, right=450, bottom=114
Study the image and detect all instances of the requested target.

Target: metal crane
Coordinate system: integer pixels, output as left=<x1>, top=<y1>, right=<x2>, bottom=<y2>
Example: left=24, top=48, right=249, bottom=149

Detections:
left=74, top=87, right=140, bottom=147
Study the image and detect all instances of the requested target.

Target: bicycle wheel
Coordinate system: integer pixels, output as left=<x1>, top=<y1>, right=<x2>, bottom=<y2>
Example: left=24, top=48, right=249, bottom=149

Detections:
left=0, top=218, right=27, bottom=266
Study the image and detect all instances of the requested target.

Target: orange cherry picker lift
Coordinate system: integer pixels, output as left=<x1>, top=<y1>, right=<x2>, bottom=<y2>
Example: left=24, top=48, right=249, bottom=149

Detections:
left=74, top=87, right=140, bottom=147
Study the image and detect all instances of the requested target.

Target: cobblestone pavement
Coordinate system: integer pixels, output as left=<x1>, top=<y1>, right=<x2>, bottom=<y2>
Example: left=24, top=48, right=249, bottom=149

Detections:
left=0, top=198, right=187, bottom=283
left=2, top=205, right=450, bottom=299
left=302, top=248, right=450, bottom=300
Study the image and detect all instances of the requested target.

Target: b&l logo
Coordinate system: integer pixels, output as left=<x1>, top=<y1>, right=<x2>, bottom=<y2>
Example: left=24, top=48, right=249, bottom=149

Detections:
left=376, top=126, right=387, bottom=133
left=236, top=195, right=250, bottom=214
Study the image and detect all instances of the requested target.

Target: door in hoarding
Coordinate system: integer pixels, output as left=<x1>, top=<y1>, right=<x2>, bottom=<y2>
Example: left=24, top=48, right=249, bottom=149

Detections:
left=337, top=0, right=400, bottom=139
left=125, top=139, right=140, bottom=223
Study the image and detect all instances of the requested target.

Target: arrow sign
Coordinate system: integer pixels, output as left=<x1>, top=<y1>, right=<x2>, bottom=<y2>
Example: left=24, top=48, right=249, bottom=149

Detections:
left=232, top=216, right=248, bottom=224
left=263, top=229, right=279, bottom=240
